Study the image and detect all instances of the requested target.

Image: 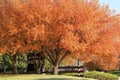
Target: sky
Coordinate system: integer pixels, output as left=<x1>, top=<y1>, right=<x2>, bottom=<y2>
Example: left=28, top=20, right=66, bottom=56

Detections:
left=100, top=0, right=120, bottom=14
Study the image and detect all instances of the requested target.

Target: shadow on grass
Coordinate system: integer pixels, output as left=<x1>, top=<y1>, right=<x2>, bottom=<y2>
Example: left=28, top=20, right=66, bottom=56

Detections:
left=36, top=78, right=75, bottom=80
left=35, top=78, right=87, bottom=80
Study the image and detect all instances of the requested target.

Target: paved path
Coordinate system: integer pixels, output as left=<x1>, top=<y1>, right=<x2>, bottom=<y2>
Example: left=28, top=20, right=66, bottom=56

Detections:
left=119, top=77, right=120, bottom=80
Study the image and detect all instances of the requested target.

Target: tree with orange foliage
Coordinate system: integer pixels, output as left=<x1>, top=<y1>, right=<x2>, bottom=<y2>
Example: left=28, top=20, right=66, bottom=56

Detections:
left=0, top=0, right=29, bottom=73
left=0, top=0, right=120, bottom=74
left=85, top=25, right=120, bottom=71
left=0, top=0, right=42, bottom=73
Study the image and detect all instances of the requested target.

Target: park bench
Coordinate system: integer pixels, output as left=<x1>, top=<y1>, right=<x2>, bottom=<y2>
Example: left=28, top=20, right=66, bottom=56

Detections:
left=42, top=66, right=85, bottom=76
left=58, top=66, right=85, bottom=76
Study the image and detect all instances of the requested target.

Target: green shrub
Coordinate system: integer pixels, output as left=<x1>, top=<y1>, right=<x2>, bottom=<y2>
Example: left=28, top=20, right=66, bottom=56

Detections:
left=85, top=71, right=118, bottom=80
left=109, top=70, right=120, bottom=76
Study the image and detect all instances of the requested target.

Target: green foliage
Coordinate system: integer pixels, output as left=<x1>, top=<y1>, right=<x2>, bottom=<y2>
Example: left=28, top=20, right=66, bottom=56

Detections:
left=0, top=56, right=3, bottom=68
left=0, top=54, right=27, bottom=69
left=0, top=54, right=27, bottom=73
left=44, top=59, right=51, bottom=69
left=16, top=54, right=27, bottom=73
left=85, top=71, right=118, bottom=80
left=16, top=54, right=27, bottom=68
left=109, top=70, right=120, bottom=76
left=1, top=53, right=12, bottom=68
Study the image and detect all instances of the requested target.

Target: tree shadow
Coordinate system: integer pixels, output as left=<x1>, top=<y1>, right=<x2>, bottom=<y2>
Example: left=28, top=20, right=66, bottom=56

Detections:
left=35, top=78, right=79, bottom=80
left=35, top=78, right=88, bottom=80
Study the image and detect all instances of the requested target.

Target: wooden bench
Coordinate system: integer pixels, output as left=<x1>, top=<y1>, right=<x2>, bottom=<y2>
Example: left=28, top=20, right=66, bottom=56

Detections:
left=58, top=66, right=85, bottom=76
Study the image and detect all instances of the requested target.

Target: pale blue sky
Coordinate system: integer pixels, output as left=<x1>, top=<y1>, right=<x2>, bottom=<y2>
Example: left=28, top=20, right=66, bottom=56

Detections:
left=100, top=0, right=120, bottom=14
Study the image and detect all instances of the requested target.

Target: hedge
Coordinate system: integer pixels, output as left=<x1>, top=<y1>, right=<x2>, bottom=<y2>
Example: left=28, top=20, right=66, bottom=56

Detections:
left=85, top=71, right=118, bottom=80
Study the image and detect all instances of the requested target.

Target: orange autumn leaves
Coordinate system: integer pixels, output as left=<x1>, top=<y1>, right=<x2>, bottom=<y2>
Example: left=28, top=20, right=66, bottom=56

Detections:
left=0, top=0, right=120, bottom=70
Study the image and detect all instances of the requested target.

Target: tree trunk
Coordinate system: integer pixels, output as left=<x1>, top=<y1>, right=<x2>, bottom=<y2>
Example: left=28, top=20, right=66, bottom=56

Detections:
left=35, top=58, right=45, bottom=74
left=34, top=60, right=40, bottom=74
left=9, top=54, right=18, bottom=74
left=12, top=61, right=18, bottom=74
left=53, top=65, right=59, bottom=75
left=40, top=60, right=44, bottom=73
left=36, top=67, right=40, bottom=74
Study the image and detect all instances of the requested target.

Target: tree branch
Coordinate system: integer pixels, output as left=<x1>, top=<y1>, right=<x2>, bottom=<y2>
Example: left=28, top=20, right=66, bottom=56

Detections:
left=58, top=50, right=70, bottom=65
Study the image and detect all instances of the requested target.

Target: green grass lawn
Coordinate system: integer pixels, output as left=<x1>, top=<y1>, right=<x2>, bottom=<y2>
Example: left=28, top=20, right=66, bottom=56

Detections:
left=0, top=74, right=96, bottom=80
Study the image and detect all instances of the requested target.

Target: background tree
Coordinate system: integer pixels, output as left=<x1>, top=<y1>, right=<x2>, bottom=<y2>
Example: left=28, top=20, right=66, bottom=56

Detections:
left=86, top=25, right=120, bottom=71
left=0, top=0, right=31, bottom=73
left=0, top=0, right=49, bottom=74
